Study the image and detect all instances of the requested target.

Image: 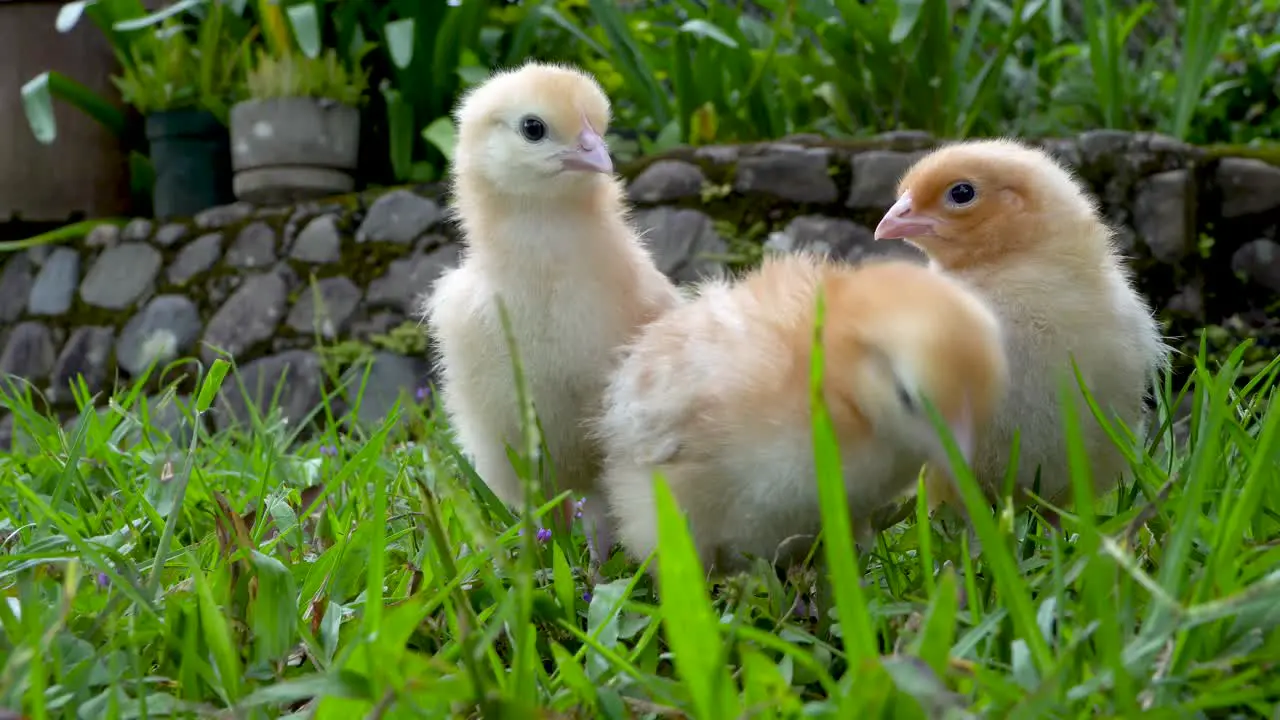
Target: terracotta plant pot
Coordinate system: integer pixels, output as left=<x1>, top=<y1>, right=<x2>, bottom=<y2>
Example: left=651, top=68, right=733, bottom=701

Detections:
left=145, top=109, right=235, bottom=219
left=230, top=97, right=361, bottom=206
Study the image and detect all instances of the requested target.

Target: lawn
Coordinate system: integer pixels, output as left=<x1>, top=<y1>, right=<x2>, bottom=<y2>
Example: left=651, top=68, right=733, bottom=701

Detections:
left=2, top=333, right=1279, bottom=719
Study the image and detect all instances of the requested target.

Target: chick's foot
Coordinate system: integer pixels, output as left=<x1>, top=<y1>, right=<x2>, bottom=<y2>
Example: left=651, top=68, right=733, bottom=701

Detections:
left=580, top=493, right=617, bottom=585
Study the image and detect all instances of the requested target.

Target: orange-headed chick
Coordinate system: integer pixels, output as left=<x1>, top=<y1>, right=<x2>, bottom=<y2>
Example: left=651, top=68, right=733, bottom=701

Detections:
left=421, top=62, right=681, bottom=573
left=591, top=253, right=1009, bottom=575
left=873, top=138, right=1170, bottom=516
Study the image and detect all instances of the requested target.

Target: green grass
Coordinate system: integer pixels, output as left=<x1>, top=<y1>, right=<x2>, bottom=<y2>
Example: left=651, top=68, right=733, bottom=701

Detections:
left=2, top=329, right=1280, bottom=718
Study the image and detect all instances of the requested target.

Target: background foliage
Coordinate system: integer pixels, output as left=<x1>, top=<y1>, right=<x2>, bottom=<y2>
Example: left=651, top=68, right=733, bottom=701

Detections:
left=549, top=0, right=1280, bottom=154
left=20, top=0, right=1280, bottom=189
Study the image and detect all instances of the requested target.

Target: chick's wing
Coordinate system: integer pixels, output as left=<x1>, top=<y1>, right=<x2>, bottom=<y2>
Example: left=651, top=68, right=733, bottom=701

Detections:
left=593, top=280, right=767, bottom=469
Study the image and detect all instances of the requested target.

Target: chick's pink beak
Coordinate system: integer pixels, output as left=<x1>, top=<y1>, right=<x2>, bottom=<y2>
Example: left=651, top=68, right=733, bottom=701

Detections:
left=561, top=124, right=613, bottom=175
left=874, top=193, right=937, bottom=240
left=945, top=409, right=975, bottom=470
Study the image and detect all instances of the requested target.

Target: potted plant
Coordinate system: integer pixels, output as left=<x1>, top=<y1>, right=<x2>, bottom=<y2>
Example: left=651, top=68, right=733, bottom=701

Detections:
left=111, top=5, right=250, bottom=219
left=115, top=1, right=254, bottom=217
left=20, top=0, right=254, bottom=220
left=229, top=4, right=370, bottom=206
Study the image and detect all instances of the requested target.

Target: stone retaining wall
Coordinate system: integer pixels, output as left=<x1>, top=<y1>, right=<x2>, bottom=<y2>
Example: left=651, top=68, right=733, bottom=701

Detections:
left=1, top=130, right=1278, bottom=446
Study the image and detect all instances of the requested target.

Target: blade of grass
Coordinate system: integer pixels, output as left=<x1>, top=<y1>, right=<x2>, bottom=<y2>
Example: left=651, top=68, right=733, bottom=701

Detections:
left=1060, top=370, right=1134, bottom=712
left=653, top=472, right=740, bottom=719
left=807, top=287, right=879, bottom=675
left=923, top=396, right=1054, bottom=675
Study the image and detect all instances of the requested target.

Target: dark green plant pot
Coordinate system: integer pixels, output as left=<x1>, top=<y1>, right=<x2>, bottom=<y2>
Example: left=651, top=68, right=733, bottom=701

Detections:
left=145, top=109, right=235, bottom=220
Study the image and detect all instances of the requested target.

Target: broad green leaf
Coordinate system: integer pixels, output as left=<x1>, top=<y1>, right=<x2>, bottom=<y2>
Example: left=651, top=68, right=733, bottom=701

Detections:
left=679, top=19, right=739, bottom=48
left=236, top=672, right=372, bottom=709
left=584, top=578, right=628, bottom=680
left=422, top=116, right=457, bottom=163
left=191, top=556, right=242, bottom=702
left=550, top=642, right=596, bottom=710
left=249, top=550, right=300, bottom=664
left=21, top=71, right=127, bottom=144
left=381, top=83, right=416, bottom=183
left=891, top=0, right=927, bottom=42
left=56, top=1, right=95, bottom=32
left=195, top=359, right=230, bottom=413
left=384, top=18, right=415, bottom=69
left=286, top=2, right=322, bottom=59
left=112, top=0, right=204, bottom=31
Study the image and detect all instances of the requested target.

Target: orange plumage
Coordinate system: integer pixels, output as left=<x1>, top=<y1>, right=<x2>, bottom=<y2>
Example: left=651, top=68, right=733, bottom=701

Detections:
left=874, top=138, right=1170, bottom=515
left=592, top=253, right=1009, bottom=575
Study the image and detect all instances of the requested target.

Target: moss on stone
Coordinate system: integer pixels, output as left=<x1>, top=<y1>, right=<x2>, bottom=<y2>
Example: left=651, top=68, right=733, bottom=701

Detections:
left=315, top=338, right=374, bottom=378
left=699, top=181, right=733, bottom=204
left=712, top=218, right=767, bottom=272
left=336, top=239, right=403, bottom=290
left=1202, top=143, right=1280, bottom=165
left=369, top=320, right=429, bottom=356
left=309, top=323, right=432, bottom=382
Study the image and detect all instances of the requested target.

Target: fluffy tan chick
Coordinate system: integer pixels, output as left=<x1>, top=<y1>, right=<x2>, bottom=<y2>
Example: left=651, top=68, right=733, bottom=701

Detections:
left=422, top=62, right=681, bottom=572
left=592, top=253, right=1009, bottom=575
left=873, top=138, right=1171, bottom=516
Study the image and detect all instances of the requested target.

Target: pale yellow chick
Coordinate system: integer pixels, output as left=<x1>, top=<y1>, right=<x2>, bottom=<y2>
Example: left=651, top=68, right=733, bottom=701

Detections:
left=873, top=138, right=1171, bottom=517
left=421, top=62, right=682, bottom=571
left=591, top=254, right=1009, bottom=575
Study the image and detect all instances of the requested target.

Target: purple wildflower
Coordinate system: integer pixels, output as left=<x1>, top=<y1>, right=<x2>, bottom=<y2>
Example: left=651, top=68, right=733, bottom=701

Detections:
left=319, top=444, right=338, bottom=458
left=96, top=572, right=109, bottom=589
left=415, top=386, right=432, bottom=403
left=573, top=497, right=585, bottom=519
left=536, top=527, right=552, bottom=543
left=582, top=590, right=592, bottom=603
left=790, top=596, right=819, bottom=621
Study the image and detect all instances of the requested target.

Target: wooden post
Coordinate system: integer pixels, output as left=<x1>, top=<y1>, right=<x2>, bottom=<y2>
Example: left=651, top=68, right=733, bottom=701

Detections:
left=0, top=0, right=134, bottom=223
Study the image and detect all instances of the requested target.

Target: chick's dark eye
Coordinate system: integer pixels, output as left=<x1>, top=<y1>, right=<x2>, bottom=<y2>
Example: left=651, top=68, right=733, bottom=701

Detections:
left=519, top=115, right=547, bottom=142
left=894, top=381, right=918, bottom=415
left=947, top=181, right=976, bottom=206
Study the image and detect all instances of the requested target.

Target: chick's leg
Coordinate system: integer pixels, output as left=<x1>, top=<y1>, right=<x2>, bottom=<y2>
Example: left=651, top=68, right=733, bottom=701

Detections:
left=579, top=492, right=617, bottom=584
left=926, top=465, right=985, bottom=560
left=1040, top=506, right=1063, bottom=532
left=852, top=515, right=880, bottom=557
left=452, top=421, right=525, bottom=510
